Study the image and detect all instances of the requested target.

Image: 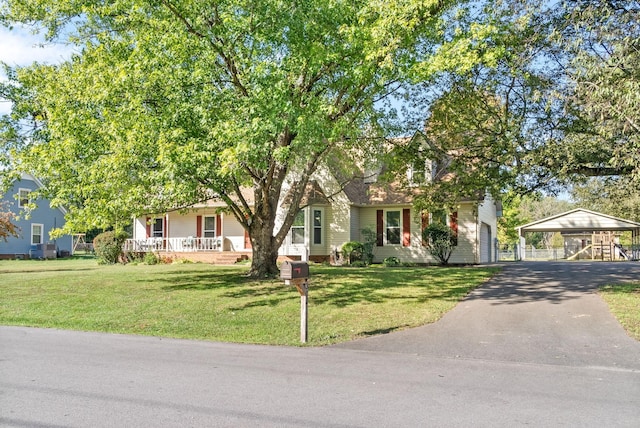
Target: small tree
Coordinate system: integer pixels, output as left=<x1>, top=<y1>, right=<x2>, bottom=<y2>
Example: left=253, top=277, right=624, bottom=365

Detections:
left=0, top=202, right=19, bottom=242
left=423, top=223, right=456, bottom=265
left=93, top=231, right=128, bottom=264
left=341, top=241, right=365, bottom=265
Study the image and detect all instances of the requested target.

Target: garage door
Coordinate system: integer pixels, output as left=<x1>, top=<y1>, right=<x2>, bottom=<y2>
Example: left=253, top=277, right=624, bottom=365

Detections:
left=480, top=223, right=491, bottom=263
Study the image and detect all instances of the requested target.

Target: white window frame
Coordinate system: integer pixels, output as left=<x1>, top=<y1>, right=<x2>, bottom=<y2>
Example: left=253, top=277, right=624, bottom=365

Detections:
left=290, top=210, right=305, bottom=245
left=312, top=208, right=324, bottom=246
left=18, top=188, right=31, bottom=208
left=385, top=210, right=402, bottom=246
left=31, top=223, right=44, bottom=245
left=203, top=216, right=216, bottom=238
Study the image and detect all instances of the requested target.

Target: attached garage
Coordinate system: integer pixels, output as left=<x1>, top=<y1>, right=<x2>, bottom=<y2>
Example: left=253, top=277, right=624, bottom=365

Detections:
left=480, top=222, right=492, bottom=263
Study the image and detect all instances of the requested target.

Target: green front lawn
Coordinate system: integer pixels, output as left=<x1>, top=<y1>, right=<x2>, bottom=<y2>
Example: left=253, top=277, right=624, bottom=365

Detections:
left=0, top=258, right=499, bottom=346
left=599, top=283, right=640, bottom=341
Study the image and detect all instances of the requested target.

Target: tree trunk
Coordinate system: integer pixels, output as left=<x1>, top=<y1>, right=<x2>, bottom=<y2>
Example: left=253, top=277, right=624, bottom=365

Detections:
left=247, top=199, right=282, bottom=279
left=249, top=237, right=280, bottom=278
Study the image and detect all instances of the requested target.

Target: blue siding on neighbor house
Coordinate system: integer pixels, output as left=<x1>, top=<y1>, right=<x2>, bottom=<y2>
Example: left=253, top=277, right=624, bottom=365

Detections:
left=0, top=177, right=72, bottom=256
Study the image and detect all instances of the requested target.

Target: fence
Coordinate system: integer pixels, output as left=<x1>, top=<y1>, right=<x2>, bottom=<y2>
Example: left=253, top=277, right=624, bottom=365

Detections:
left=123, top=237, right=222, bottom=252
left=497, top=245, right=567, bottom=261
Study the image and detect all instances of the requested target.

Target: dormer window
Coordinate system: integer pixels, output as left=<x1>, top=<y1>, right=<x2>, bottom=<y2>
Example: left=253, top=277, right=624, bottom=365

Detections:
left=408, top=156, right=432, bottom=186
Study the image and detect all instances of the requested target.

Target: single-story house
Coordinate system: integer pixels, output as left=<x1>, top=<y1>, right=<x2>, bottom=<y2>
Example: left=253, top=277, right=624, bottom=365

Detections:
left=0, top=173, right=73, bottom=259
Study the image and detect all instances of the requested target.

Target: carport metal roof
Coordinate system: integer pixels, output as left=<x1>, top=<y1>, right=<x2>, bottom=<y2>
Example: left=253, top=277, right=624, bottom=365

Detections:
left=517, top=208, right=640, bottom=235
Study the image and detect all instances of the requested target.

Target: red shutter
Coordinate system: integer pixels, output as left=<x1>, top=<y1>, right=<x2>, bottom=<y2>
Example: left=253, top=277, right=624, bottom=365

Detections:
left=146, top=217, right=151, bottom=238
left=163, top=216, right=168, bottom=249
left=450, top=211, right=458, bottom=246
left=450, top=211, right=458, bottom=237
left=421, top=212, right=429, bottom=246
left=216, top=215, right=222, bottom=237
left=376, top=210, right=384, bottom=247
left=402, top=208, right=411, bottom=247
left=196, top=215, right=202, bottom=238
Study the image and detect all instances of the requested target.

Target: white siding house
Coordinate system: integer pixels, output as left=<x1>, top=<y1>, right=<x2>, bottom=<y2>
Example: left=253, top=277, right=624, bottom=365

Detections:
left=126, top=165, right=499, bottom=264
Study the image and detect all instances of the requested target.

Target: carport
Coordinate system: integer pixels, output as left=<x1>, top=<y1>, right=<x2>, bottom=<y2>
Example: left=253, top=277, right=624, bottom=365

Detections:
left=516, top=208, right=640, bottom=261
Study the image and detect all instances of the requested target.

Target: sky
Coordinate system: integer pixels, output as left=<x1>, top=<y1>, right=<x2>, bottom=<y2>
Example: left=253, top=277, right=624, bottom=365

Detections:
left=0, top=25, right=75, bottom=115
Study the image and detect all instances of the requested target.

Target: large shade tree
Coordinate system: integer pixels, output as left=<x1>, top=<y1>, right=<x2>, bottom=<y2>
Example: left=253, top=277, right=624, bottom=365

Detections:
left=0, top=0, right=492, bottom=277
left=394, top=0, right=640, bottom=212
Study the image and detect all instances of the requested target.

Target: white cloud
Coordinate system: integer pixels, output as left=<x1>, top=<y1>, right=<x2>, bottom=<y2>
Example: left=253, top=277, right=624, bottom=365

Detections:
left=0, top=26, right=74, bottom=67
left=0, top=26, right=75, bottom=115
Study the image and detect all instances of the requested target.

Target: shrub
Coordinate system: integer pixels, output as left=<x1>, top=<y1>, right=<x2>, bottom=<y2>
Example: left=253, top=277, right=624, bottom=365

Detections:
left=341, top=241, right=365, bottom=264
left=122, top=251, right=145, bottom=264
left=383, top=256, right=401, bottom=267
left=144, top=252, right=160, bottom=265
left=93, top=231, right=128, bottom=264
left=360, top=226, right=376, bottom=265
left=422, top=223, right=456, bottom=265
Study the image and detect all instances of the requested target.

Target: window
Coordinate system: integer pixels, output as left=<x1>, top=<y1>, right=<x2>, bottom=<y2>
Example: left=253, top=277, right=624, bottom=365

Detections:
left=432, top=210, right=447, bottom=226
left=152, top=218, right=164, bottom=238
left=386, top=211, right=401, bottom=245
left=409, top=158, right=426, bottom=185
left=291, top=210, right=305, bottom=244
left=424, top=210, right=458, bottom=247
left=31, top=223, right=43, bottom=245
left=203, top=216, right=216, bottom=238
left=313, top=209, right=322, bottom=245
left=18, top=188, right=31, bottom=208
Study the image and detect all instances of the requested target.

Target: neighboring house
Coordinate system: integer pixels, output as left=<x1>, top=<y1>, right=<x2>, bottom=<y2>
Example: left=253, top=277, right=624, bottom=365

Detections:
left=127, top=138, right=500, bottom=265
left=0, top=173, right=73, bottom=259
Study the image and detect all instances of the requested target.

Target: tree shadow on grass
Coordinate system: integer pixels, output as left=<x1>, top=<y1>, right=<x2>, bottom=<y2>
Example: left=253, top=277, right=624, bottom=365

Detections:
left=150, top=265, right=495, bottom=311
left=151, top=270, right=255, bottom=291
left=223, top=283, right=298, bottom=311
left=0, top=267, right=99, bottom=274
left=151, top=269, right=298, bottom=310
left=308, top=267, right=496, bottom=308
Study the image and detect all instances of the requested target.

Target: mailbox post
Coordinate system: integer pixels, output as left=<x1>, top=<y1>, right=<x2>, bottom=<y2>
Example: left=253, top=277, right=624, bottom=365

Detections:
left=280, top=261, right=309, bottom=343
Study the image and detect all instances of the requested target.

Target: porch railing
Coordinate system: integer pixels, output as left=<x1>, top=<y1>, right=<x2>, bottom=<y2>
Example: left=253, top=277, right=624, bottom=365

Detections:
left=124, top=237, right=223, bottom=252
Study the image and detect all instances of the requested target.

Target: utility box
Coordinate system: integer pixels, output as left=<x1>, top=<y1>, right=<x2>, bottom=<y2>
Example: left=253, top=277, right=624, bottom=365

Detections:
left=43, top=243, right=57, bottom=259
left=29, top=243, right=57, bottom=259
left=280, top=261, right=309, bottom=280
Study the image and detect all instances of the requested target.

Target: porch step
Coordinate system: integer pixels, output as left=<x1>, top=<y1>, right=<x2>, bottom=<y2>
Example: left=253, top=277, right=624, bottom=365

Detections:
left=209, top=253, right=250, bottom=265
left=159, top=251, right=250, bottom=265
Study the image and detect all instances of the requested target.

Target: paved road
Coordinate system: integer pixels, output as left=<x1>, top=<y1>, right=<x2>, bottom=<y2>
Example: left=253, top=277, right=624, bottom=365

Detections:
left=1, top=262, right=639, bottom=427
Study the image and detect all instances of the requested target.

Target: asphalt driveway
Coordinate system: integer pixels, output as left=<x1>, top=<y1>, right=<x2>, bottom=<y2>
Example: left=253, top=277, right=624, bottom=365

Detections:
left=334, top=261, right=640, bottom=370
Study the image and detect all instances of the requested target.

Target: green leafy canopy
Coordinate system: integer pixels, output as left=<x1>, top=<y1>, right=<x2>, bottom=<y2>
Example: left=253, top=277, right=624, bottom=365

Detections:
left=1, top=0, right=500, bottom=277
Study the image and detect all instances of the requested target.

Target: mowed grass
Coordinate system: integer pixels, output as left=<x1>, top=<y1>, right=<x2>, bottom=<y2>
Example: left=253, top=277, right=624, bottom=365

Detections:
left=0, top=258, right=499, bottom=346
left=599, top=283, right=640, bottom=341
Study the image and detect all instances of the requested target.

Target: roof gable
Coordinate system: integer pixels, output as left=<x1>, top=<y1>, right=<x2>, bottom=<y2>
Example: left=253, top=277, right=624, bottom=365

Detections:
left=517, top=208, right=640, bottom=232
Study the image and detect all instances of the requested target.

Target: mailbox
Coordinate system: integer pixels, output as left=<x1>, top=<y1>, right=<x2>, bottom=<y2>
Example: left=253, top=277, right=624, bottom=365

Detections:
left=280, top=260, right=309, bottom=280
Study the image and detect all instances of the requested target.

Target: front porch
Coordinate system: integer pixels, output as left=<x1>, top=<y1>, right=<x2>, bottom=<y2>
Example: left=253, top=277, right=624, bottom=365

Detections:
left=124, top=238, right=251, bottom=264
